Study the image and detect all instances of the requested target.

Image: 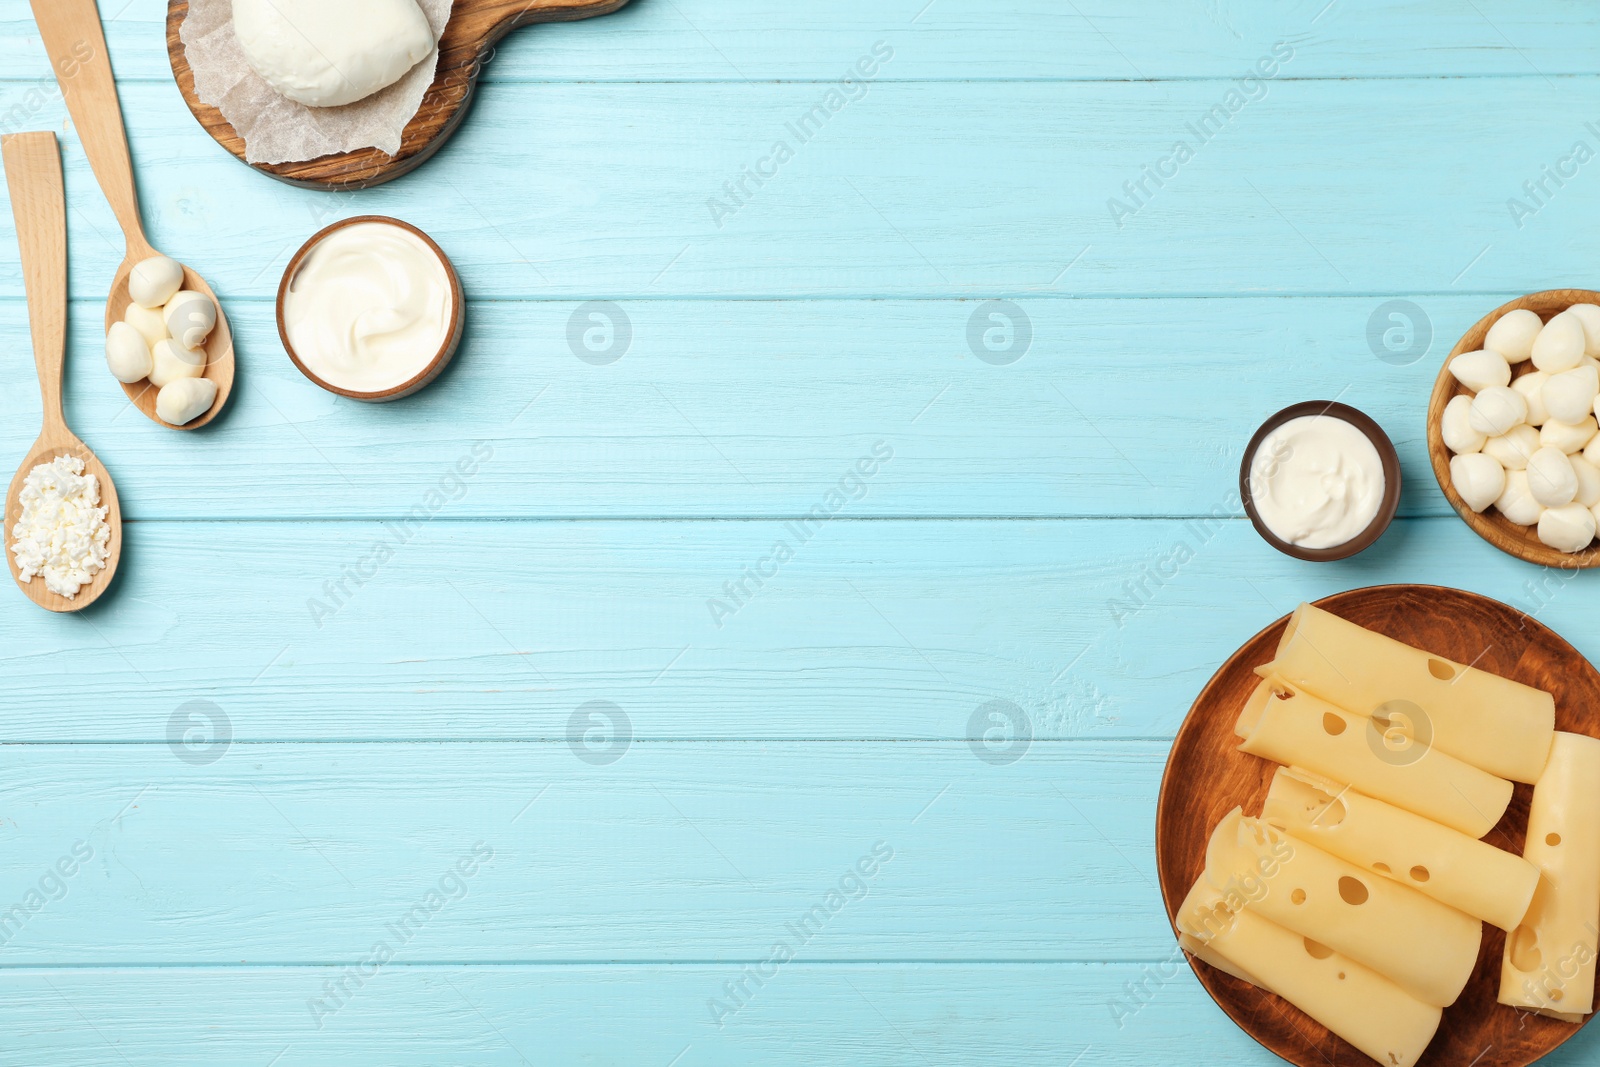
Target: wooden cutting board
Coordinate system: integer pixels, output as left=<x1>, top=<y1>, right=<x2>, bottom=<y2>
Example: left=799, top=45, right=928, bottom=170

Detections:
left=165, top=0, right=632, bottom=190
left=1157, top=584, right=1600, bottom=1067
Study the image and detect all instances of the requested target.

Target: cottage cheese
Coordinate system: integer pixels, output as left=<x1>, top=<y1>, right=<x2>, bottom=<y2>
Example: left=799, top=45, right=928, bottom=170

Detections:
left=10, top=456, right=111, bottom=599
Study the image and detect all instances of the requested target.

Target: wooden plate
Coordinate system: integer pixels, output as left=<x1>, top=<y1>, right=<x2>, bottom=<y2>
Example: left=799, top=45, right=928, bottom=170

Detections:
left=1156, top=584, right=1600, bottom=1067
left=166, top=0, right=632, bottom=190
left=1427, top=289, right=1600, bottom=569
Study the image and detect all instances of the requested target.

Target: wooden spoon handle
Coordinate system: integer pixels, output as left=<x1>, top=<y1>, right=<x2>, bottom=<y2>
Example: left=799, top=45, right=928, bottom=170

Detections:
left=28, top=0, right=146, bottom=252
left=1, top=132, right=68, bottom=433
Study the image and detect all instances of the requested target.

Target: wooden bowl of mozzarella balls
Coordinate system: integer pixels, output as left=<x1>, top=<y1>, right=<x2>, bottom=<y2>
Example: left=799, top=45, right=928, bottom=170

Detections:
left=1429, top=289, right=1600, bottom=567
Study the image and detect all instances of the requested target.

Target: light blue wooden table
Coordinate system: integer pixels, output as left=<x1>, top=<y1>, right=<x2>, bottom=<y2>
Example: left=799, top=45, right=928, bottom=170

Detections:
left=2, top=1, right=1599, bottom=1063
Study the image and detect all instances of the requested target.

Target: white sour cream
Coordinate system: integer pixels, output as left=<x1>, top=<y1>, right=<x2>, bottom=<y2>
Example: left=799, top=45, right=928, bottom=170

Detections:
left=283, top=221, right=453, bottom=395
left=1248, top=414, right=1385, bottom=549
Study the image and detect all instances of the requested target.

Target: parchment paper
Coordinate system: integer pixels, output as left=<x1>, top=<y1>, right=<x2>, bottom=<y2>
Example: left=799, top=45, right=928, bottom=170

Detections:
left=179, top=0, right=455, bottom=165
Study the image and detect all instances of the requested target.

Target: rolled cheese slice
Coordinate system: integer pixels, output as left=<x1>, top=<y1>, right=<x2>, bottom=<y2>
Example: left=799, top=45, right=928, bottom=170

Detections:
left=1500, top=731, right=1600, bottom=1021
left=1202, top=809, right=1482, bottom=1008
left=1175, top=877, right=1442, bottom=1067
left=1258, top=603, right=1556, bottom=783
left=1262, top=767, right=1539, bottom=931
left=1238, top=679, right=1513, bottom=838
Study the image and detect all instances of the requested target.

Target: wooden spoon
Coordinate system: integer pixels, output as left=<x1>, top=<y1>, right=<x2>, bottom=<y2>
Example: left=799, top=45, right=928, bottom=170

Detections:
left=2, top=133, right=122, bottom=612
left=30, top=0, right=233, bottom=430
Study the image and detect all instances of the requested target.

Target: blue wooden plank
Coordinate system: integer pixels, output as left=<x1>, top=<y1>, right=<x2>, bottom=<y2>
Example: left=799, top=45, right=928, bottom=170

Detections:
left=0, top=517, right=1592, bottom=742
left=0, top=740, right=1166, bottom=963
left=0, top=77, right=1598, bottom=301
left=0, top=294, right=1463, bottom=520
left=0, top=963, right=1332, bottom=1067
left=6, top=0, right=1600, bottom=83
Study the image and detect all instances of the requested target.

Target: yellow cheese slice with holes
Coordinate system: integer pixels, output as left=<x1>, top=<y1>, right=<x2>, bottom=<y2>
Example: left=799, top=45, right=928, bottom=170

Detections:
left=1202, top=808, right=1481, bottom=1008
left=1176, top=875, right=1442, bottom=1067
left=1237, top=679, right=1512, bottom=838
left=1263, top=767, right=1539, bottom=932
left=1258, top=603, right=1554, bottom=783
left=1500, top=731, right=1600, bottom=1021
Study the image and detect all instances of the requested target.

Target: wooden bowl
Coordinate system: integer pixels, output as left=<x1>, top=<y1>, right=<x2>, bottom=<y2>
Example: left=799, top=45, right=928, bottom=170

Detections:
left=1157, top=585, right=1600, bottom=1067
left=1240, top=401, right=1402, bottom=562
left=166, top=0, right=633, bottom=190
left=276, top=216, right=464, bottom=402
left=1428, top=289, right=1600, bottom=568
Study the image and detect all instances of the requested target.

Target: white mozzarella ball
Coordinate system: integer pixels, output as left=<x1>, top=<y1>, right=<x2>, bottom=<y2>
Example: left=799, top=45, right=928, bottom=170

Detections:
left=1486, top=308, right=1542, bottom=363
left=128, top=255, right=184, bottom=309
left=149, top=338, right=206, bottom=387
left=1542, top=364, right=1600, bottom=425
left=1532, top=311, right=1586, bottom=372
left=1567, top=303, right=1600, bottom=355
left=1484, top=424, right=1540, bottom=470
left=1495, top=469, right=1546, bottom=526
left=1450, top=453, right=1506, bottom=513
left=1538, top=503, right=1597, bottom=553
left=1572, top=455, right=1600, bottom=508
left=1448, top=349, right=1511, bottom=392
left=1468, top=386, right=1528, bottom=436
left=1441, top=394, right=1487, bottom=453
left=1542, top=416, right=1599, bottom=454
left=104, top=321, right=153, bottom=384
left=155, top=378, right=219, bottom=426
left=163, top=290, right=218, bottom=351
left=123, top=301, right=167, bottom=349
left=1527, top=446, right=1579, bottom=507
left=1513, top=370, right=1552, bottom=425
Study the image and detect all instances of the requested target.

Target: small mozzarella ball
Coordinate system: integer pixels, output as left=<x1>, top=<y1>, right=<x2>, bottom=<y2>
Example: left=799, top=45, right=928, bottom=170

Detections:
left=1527, top=446, right=1579, bottom=507
left=1513, top=370, right=1552, bottom=425
left=123, top=301, right=167, bottom=349
left=1532, top=311, right=1586, bottom=372
left=1441, top=394, right=1487, bottom=453
left=1450, top=453, right=1506, bottom=513
left=128, top=255, right=183, bottom=309
left=1486, top=308, right=1542, bottom=363
left=1572, top=455, right=1600, bottom=508
left=1538, top=502, right=1597, bottom=553
left=149, top=338, right=206, bottom=387
left=155, top=377, right=219, bottom=426
left=1484, top=424, right=1540, bottom=470
left=1448, top=349, right=1511, bottom=392
left=1567, top=303, right=1600, bottom=355
left=1468, top=386, right=1528, bottom=436
left=1543, top=365, right=1600, bottom=425
left=1542, top=416, right=1598, bottom=454
left=163, top=290, right=217, bottom=351
left=1495, top=469, right=1545, bottom=526
left=104, top=321, right=153, bottom=384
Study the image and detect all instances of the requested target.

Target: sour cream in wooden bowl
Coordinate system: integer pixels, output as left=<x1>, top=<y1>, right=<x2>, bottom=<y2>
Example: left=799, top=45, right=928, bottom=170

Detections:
left=1241, top=402, right=1401, bottom=561
left=278, top=216, right=463, bottom=402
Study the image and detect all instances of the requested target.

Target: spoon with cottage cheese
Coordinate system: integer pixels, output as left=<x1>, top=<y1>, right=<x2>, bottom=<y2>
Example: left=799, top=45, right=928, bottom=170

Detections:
left=3, top=133, right=122, bottom=611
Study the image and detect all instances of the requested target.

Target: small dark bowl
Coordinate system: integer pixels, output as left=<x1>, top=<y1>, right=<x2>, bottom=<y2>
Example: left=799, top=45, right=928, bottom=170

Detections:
left=1239, top=401, right=1402, bottom=562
